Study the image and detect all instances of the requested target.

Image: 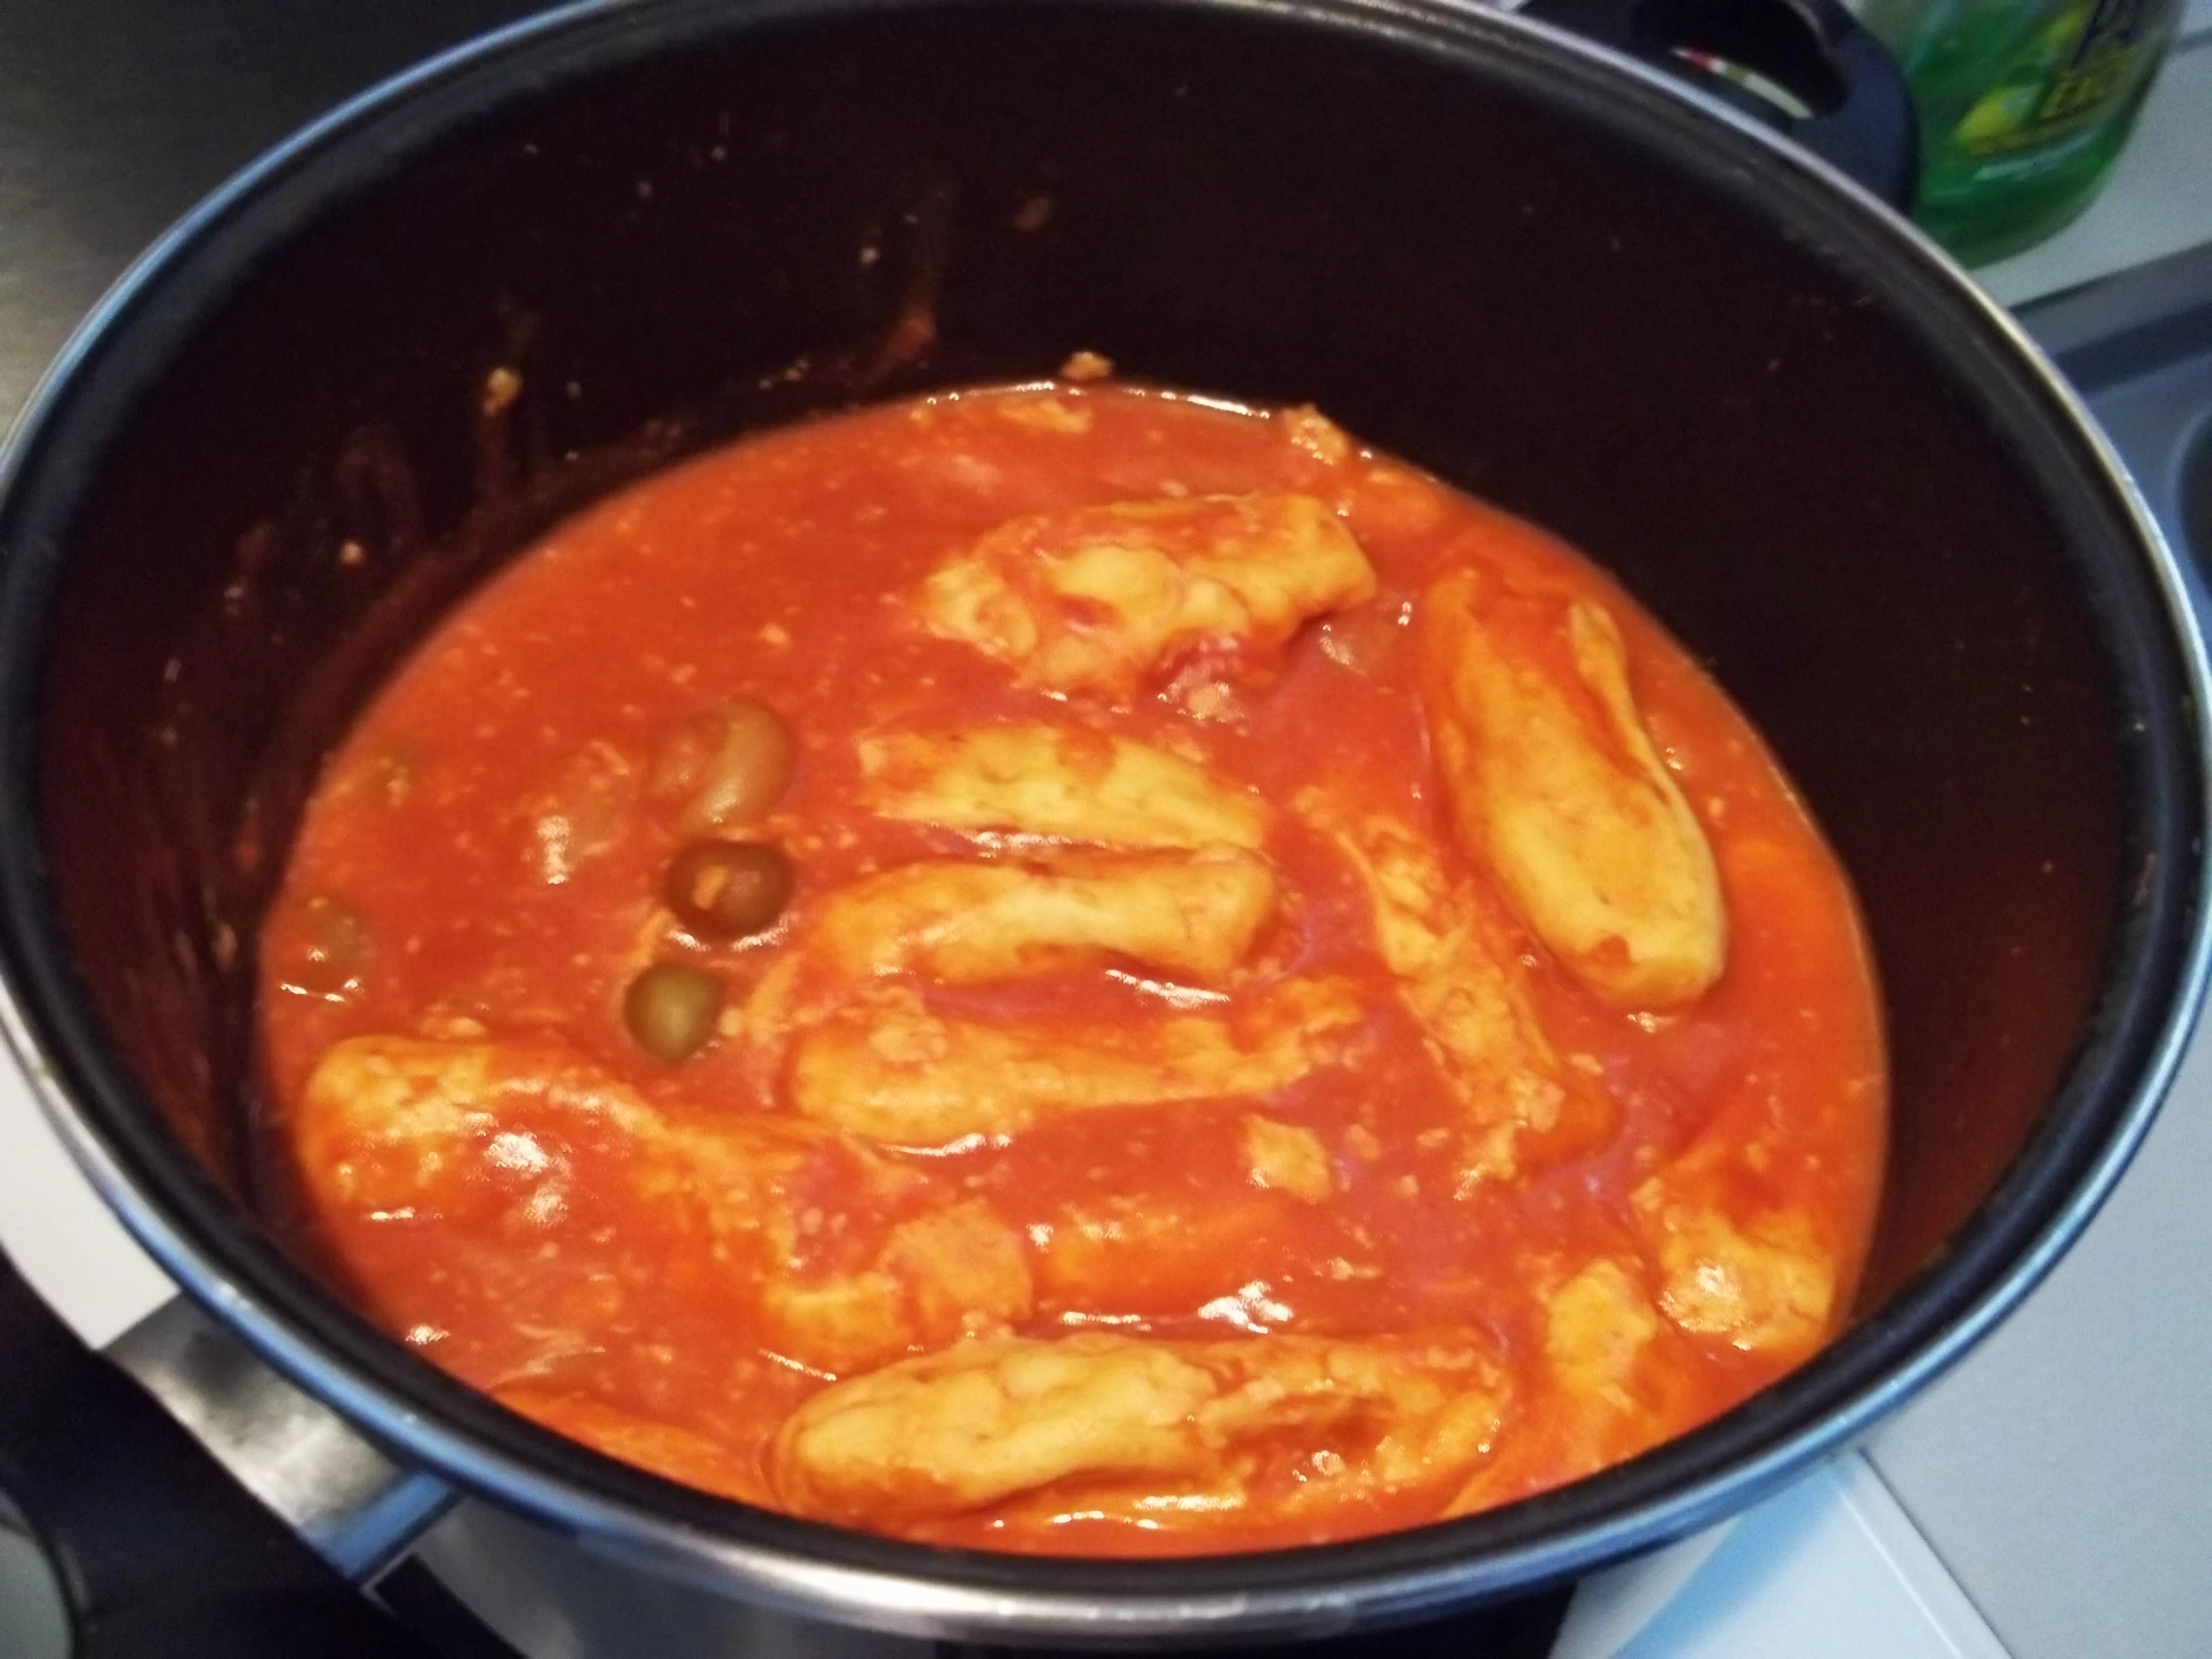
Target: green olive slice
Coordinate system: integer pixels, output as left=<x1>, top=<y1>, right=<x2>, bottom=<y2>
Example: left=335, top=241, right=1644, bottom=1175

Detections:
left=623, top=963, right=725, bottom=1062
left=663, top=840, right=794, bottom=940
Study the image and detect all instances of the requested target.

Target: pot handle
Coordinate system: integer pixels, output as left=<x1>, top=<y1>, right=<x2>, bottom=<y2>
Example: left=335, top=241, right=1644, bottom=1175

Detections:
left=1518, top=0, right=1920, bottom=210
left=0, top=1245, right=488, bottom=1656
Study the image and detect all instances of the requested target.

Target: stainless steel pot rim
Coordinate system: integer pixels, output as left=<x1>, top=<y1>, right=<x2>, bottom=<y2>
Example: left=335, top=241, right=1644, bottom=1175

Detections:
left=0, top=0, right=2204, bottom=1641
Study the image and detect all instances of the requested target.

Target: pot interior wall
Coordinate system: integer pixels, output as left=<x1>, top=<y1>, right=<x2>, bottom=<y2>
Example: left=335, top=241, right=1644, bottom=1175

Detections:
left=25, top=0, right=2127, bottom=1332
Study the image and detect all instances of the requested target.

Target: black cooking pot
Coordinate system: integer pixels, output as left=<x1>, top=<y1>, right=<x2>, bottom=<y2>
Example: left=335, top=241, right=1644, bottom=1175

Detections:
left=0, top=0, right=2203, bottom=1650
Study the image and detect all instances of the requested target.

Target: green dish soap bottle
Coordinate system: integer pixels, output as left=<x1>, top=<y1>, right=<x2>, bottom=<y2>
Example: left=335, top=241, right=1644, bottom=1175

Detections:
left=1861, top=0, right=2184, bottom=264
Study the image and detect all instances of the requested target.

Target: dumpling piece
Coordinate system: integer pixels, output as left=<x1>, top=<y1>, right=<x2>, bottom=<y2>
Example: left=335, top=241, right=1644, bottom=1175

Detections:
left=1543, top=1257, right=1664, bottom=1410
left=765, top=1199, right=1034, bottom=1371
left=857, top=724, right=1268, bottom=850
left=918, top=493, right=1378, bottom=702
left=1295, top=787, right=1612, bottom=1182
left=293, top=1034, right=742, bottom=1215
left=1241, top=1114, right=1336, bottom=1203
left=776, top=1335, right=1217, bottom=1523
left=806, top=849, right=1278, bottom=986
left=1632, top=1152, right=1837, bottom=1360
left=769, top=1330, right=1508, bottom=1526
left=293, top=1035, right=1032, bottom=1374
left=1418, top=569, right=1725, bottom=1009
left=787, top=976, right=1365, bottom=1146
left=1448, top=1255, right=1686, bottom=1513
left=743, top=748, right=1281, bottom=1093
left=1033, top=1192, right=1308, bottom=1314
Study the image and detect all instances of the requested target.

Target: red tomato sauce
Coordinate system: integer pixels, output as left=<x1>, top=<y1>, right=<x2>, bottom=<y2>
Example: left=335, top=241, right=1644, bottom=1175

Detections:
left=260, top=382, right=1886, bottom=1554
